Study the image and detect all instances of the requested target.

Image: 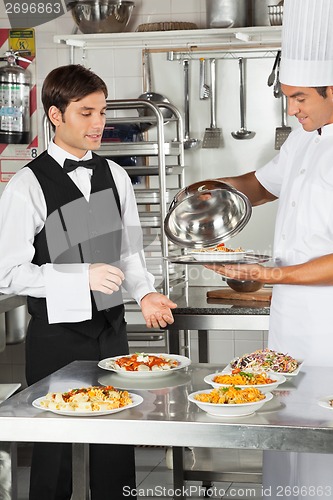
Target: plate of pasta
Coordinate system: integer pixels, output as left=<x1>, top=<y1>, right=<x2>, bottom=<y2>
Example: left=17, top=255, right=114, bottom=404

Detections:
left=204, top=371, right=286, bottom=394
left=98, top=353, right=191, bottom=378
left=188, top=387, right=273, bottom=417
left=226, top=349, right=303, bottom=377
left=32, top=386, right=143, bottom=416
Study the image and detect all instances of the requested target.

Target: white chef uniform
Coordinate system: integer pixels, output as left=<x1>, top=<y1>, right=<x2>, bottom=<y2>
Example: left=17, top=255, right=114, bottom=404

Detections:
left=0, top=140, right=155, bottom=323
left=256, top=0, right=333, bottom=497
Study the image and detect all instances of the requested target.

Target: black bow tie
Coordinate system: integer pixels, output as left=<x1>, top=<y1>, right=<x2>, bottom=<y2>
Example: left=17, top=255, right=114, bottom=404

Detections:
left=63, top=158, right=96, bottom=173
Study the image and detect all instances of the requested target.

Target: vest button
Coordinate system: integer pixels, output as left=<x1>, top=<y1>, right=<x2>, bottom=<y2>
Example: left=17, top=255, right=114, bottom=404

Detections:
left=105, top=308, right=110, bottom=313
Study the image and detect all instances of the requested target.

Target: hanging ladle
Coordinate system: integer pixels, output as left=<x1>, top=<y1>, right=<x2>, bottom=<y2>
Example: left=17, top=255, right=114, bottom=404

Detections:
left=231, top=57, right=255, bottom=140
left=183, top=59, right=200, bottom=149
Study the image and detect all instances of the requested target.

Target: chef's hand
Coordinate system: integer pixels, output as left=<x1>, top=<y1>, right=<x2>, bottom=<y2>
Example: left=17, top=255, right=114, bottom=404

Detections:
left=89, top=263, right=124, bottom=294
left=205, top=263, right=266, bottom=282
left=140, top=292, right=177, bottom=328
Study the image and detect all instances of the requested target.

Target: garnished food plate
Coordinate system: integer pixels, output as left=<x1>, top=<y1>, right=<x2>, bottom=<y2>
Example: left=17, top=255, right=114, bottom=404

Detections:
left=165, top=254, right=271, bottom=265
left=318, top=395, right=333, bottom=411
left=188, top=387, right=273, bottom=417
left=32, top=386, right=143, bottom=416
left=226, top=349, right=303, bottom=377
left=98, top=353, right=191, bottom=378
left=204, top=371, right=286, bottom=394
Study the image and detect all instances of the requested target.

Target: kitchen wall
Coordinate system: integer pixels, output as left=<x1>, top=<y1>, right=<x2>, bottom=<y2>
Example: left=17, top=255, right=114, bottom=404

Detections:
left=0, top=0, right=297, bottom=385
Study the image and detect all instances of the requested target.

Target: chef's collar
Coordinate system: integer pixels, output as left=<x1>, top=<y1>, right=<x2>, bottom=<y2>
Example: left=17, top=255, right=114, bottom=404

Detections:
left=48, top=139, right=92, bottom=168
left=317, top=123, right=333, bottom=137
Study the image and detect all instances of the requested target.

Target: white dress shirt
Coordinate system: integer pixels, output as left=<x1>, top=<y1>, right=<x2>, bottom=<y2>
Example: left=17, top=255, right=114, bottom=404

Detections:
left=0, top=141, right=155, bottom=323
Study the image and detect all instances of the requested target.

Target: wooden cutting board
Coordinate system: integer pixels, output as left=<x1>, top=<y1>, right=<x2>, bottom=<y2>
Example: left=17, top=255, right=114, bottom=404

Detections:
left=207, top=288, right=272, bottom=302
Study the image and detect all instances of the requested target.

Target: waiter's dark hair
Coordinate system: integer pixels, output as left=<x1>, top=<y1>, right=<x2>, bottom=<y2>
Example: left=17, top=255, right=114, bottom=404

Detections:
left=315, top=86, right=328, bottom=97
left=42, top=64, right=108, bottom=127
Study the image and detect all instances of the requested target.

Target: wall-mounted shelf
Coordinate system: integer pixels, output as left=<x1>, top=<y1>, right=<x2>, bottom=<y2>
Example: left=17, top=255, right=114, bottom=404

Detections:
left=54, top=26, right=282, bottom=51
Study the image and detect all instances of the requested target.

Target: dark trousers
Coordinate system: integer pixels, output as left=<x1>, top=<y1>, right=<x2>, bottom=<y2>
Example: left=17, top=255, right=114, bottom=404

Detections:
left=26, top=317, right=136, bottom=500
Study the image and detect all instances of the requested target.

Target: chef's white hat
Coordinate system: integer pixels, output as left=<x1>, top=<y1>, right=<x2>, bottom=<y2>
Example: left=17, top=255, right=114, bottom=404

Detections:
left=280, top=0, right=333, bottom=86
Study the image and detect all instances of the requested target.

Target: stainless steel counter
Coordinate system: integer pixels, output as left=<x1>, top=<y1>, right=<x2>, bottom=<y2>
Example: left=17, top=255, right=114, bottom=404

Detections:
left=168, top=286, right=270, bottom=360
left=0, top=360, right=332, bottom=450
left=0, top=360, right=332, bottom=499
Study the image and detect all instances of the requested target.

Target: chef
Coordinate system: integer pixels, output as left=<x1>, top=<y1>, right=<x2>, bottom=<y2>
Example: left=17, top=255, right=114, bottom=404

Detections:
left=205, top=0, right=333, bottom=497
left=0, top=64, right=177, bottom=499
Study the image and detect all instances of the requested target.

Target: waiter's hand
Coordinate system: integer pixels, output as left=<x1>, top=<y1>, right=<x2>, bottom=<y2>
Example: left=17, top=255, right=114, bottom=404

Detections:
left=140, top=292, right=177, bottom=328
left=89, top=263, right=125, bottom=294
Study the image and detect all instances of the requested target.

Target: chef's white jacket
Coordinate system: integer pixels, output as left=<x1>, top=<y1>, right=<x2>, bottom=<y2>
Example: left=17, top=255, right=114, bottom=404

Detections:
left=0, top=141, right=156, bottom=323
left=256, top=124, right=333, bottom=499
left=256, top=123, right=333, bottom=367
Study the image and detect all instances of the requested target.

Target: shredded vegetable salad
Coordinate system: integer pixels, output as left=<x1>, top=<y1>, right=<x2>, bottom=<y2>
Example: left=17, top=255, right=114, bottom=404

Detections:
left=40, top=386, right=132, bottom=412
left=230, top=349, right=299, bottom=373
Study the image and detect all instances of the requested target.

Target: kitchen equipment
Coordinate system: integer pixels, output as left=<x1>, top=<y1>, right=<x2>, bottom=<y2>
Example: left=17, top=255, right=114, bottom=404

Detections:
left=137, top=50, right=173, bottom=128
left=199, top=58, right=210, bottom=100
left=202, top=59, right=221, bottom=149
left=206, top=0, right=250, bottom=28
left=0, top=50, right=31, bottom=144
left=232, top=58, right=255, bottom=140
left=225, top=278, right=264, bottom=293
left=275, top=94, right=292, bottom=150
left=252, top=0, right=282, bottom=26
left=207, top=288, right=272, bottom=302
left=183, top=59, right=200, bottom=150
left=136, top=21, right=198, bottom=31
left=267, top=51, right=281, bottom=87
left=273, top=52, right=282, bottom=98
left=164, top=180, right=252, bottom=249
left=268, top=3, right=284, bottom=26
left=68, top=0, right=134, bottom=34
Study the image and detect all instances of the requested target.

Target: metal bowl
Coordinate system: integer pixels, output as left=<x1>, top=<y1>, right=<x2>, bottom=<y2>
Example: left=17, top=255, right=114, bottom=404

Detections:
left=268, top=5, right=283, bottom=26
left=225, top=278, right=263, bottom=293
left=164, top=180, right=252, bottom=249
left=68, top=0, right=135, bottom=34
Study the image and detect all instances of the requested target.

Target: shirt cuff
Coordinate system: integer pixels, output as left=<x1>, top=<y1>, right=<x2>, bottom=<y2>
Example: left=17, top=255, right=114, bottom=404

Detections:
left=45, top=264, right=91, bottom=324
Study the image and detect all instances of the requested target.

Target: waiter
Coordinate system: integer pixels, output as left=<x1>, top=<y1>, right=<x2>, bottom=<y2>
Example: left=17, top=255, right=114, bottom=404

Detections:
left=205, top=0, right=333, bottom=497
left=0, top=64, right=177, bottom=499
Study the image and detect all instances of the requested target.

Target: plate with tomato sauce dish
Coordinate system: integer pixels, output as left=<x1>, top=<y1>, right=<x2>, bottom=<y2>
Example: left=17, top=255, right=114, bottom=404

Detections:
left=98, top=353, right=191, bottom=378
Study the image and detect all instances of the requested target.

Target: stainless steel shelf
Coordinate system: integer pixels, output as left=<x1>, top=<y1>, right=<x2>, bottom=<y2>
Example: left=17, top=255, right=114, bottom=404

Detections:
left=99, top=140, right=183, bottom=157
left=134, top=188, right=178, bottom=204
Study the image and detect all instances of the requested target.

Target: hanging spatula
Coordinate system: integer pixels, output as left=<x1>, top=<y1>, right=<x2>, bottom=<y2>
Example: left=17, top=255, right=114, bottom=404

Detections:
left=275, top=94, right=292, bottom=150
left=202, top=58, right=222, bottom=148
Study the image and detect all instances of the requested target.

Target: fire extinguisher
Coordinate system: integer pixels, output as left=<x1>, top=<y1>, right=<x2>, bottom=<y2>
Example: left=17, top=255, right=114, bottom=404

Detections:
left=0, top=50, right=31, bottom=144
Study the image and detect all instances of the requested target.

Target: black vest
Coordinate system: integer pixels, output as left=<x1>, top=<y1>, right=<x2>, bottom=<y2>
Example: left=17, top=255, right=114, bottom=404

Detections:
left=26, top=151, right=125, bottom=338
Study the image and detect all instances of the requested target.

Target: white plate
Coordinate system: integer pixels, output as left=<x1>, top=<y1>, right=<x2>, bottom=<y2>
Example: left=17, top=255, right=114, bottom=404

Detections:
left=98, top=353, right=191, bottom=378
left=98, top=372, right=191, bottom=390
left=223, top=360, right=304, bottom=378
left=188, top=390, right=273, bottom=417
left=204, top=372, right=286, bottom=394
left=32, top=393, right=143, bottom=417
left=318, top=395, right=333, bottom=410
left=190, top=251, right=248, bottom=262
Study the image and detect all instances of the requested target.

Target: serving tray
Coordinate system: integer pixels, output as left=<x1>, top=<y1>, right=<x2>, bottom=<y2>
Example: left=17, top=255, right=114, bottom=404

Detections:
left=165, top=253, right=272, bottom=265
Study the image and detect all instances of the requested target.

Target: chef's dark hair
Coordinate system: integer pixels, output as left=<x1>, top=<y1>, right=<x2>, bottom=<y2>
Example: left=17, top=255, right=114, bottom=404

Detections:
left=315, top=86, right=328, bottom=97
left=42, top=64, right=108, bottom=129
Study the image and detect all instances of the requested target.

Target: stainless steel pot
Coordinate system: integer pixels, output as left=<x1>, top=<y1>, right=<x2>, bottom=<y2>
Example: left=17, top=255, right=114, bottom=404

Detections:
left=164, top=180, right=252, bottom=249
left=206, top=0, right=250, bottom=28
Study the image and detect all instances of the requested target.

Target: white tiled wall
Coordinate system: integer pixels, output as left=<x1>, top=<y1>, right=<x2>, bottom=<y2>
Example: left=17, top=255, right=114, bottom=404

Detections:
left=0, top=0, right=274, bottom=385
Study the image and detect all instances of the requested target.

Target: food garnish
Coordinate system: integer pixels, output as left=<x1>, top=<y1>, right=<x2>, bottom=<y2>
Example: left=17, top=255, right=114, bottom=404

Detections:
left=106, top=353, right=179, bottom=372
left=195, top=243, right=244, bottom=253
left=40, top=386, right=132, bottom=412
left=195, top=386, right=265, bottom=404
left=230, top=348, right=299, bottom=373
